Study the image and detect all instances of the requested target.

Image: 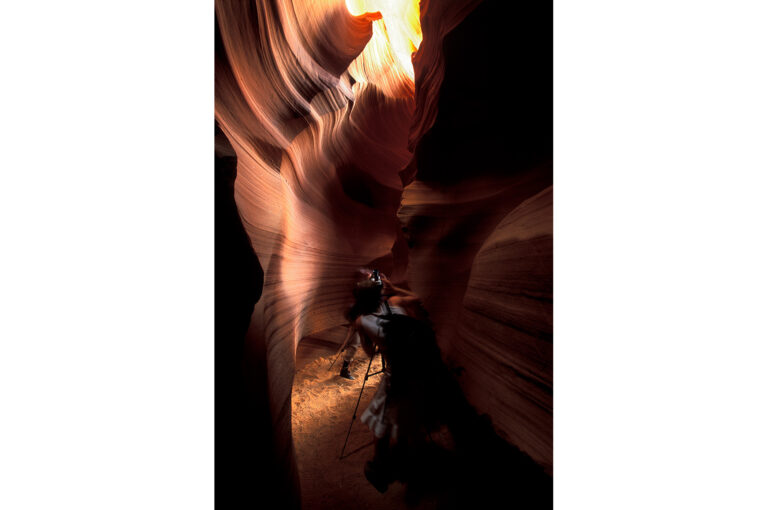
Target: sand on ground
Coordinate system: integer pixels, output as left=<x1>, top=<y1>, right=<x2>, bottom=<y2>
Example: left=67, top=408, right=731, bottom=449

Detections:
left=291, top=351, right=437, bottom=510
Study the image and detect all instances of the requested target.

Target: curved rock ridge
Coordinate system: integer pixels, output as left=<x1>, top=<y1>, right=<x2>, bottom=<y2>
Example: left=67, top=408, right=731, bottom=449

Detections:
left=216, top=0, right=424, bottom=360
left=453, top=186, right=553, bottom=473
left=398, top=175, right=553, bottom=476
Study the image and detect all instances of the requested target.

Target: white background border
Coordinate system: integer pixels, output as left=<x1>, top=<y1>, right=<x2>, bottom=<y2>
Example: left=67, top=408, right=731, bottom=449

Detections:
left=1, top=1, right=767, bottom=508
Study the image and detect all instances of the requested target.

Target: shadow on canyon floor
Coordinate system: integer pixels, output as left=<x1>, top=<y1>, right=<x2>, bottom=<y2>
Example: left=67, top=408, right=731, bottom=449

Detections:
left=292, top=349, right=552, bottom=510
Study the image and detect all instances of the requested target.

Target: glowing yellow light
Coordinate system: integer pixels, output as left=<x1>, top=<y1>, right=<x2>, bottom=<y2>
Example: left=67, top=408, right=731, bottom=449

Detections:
left=345, top=0, right=423, bottom=95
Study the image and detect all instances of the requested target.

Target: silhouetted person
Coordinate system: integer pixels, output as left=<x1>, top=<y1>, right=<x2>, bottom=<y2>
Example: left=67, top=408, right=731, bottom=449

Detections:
left=345, top=269, right=445, bottom=492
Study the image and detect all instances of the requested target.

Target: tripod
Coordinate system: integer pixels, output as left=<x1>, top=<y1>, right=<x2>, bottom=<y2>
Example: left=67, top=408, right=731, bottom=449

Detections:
left=339, top=347, right=383, bottom=459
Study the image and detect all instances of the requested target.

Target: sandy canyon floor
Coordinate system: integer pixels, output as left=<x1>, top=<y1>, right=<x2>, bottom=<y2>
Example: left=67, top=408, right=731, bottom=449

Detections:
left=291, top=350, right=439, bottom=510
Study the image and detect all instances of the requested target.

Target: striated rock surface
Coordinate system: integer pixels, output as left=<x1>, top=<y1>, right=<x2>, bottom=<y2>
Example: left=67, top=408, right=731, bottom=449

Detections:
left=400, top=0, right=553, bottom=473
left=453, top=187, right=553, bottom=472
left=215, top=0, right=552, bottom=505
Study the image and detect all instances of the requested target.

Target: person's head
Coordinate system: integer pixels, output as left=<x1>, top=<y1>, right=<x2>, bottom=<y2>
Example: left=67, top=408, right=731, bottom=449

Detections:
left=347, top=268, right=383, bottom=320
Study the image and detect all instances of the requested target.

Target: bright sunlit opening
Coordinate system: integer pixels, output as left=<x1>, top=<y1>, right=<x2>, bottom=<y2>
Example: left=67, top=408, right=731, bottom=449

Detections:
left=345, top=0, right=423, bottom=93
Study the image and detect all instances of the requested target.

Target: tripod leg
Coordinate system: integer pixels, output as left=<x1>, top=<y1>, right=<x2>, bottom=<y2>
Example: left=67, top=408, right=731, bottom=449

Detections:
left=340, top=348, right=377, bottom=459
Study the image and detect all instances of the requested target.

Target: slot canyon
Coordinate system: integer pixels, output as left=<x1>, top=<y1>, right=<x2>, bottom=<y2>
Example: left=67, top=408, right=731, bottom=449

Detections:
left=215, top=0, right=552, bottom=508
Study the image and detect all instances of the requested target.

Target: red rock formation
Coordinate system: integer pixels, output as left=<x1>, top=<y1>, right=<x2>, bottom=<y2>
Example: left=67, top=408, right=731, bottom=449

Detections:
left=453, top=187, right=553, bottom=472
left=215, top=0, right=552, bottom=505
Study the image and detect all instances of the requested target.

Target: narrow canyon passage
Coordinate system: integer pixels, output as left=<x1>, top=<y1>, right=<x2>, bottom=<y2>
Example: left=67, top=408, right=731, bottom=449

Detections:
left=215, top=0, right=552, bottom=507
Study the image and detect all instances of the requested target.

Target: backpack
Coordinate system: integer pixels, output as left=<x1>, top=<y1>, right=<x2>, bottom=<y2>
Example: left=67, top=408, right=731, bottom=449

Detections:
left=378, top=303, right=451, bottom=436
